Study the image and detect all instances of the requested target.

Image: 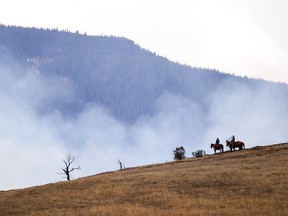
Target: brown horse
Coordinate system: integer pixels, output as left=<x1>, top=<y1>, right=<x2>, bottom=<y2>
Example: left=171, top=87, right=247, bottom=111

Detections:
left=226, top=140, right=245, bottom=151
left=210, top=143, right=223, bottom=153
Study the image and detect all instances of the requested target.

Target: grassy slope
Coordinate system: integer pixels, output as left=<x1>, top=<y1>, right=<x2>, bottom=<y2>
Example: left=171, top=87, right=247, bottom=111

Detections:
left=0, top=143, right=287, bottom=216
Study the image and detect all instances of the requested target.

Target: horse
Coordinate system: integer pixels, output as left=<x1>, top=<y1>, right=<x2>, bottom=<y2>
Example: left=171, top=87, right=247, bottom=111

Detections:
left=226, top=140, right=245, bottom=151
left=210, top=143, right=224, bottom=153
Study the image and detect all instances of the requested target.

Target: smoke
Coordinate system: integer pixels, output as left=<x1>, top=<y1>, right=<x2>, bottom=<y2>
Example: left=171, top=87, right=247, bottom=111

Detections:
left=1, top=57, right=288, bottom=190
left=206, top=79, right=288, bottom=147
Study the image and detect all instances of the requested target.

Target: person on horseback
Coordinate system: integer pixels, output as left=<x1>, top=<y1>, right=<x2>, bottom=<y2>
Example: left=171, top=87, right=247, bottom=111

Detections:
left=231, top=135, right=235, bottom=147
left=215, top=138, right=220, bottom=145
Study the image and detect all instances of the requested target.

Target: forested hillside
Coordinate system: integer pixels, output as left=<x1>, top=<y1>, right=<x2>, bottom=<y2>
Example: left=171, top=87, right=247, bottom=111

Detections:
left=1, top=24, right=283, bottom=122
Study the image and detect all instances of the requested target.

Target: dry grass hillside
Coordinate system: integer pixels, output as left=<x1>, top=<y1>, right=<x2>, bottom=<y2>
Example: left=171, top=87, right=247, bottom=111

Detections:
left=0, top=143, right=287, bottom=216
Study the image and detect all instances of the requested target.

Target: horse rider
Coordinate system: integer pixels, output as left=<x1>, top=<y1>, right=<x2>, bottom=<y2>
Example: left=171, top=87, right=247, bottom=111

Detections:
left=231, top=135, right=235, bottom=146
left=215, top=138, right=220, bottom=145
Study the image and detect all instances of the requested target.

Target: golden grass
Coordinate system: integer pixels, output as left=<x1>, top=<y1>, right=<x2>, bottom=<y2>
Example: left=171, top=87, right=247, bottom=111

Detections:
left=0, top=143, right=287, bottom=215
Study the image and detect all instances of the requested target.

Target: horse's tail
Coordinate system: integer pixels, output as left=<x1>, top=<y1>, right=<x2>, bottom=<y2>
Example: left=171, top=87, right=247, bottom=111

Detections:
left=242, top=142, right=245, bottom=149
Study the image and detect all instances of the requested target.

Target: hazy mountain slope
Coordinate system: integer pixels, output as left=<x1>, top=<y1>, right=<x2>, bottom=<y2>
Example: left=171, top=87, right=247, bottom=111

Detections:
left=0, top=143, right=287, bottom=216
left=1, top=25, right=288, bottom=190
left=1, top=24, right=282, bottom=122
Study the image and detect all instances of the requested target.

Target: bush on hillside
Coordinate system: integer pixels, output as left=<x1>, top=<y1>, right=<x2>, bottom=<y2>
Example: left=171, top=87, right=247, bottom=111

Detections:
left=173, top=146, right=186, bottom=160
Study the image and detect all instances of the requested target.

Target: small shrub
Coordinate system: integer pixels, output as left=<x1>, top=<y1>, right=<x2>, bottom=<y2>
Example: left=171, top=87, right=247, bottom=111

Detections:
left=173, top=146, right=186, bottom=160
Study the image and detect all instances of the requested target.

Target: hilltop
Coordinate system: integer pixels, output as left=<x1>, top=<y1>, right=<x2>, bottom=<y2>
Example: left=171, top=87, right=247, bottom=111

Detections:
left=0, top=143, right=287, bottom=215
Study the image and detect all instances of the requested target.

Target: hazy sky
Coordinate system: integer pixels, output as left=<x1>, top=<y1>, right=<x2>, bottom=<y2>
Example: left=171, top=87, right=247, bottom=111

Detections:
left=1, top=0, right=288, bottom=83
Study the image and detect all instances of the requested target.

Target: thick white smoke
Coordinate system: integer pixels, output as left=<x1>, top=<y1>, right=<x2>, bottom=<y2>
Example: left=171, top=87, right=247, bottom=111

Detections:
left=0, top=57, right=287, bottom=190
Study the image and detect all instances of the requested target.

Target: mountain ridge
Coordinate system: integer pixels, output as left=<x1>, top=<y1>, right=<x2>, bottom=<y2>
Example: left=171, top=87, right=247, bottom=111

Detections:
left=1, top=24, right=286, bottom=123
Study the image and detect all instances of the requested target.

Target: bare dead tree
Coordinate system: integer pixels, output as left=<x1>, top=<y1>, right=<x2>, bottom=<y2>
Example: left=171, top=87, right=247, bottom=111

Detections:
left=60, top=153, right=80, bottom=181
left=117, top=159, right=126, bottom=170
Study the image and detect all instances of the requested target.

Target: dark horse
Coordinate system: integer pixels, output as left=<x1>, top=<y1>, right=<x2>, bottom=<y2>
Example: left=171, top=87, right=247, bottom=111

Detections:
left=210, top=143, right=224, bottom=153
left=226, top=140, right=245, bottom=151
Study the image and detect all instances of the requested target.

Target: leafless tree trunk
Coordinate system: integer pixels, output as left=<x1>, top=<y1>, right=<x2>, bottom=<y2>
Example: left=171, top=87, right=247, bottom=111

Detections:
left=117, top=160, right=125, bottom=170
left=60, top=153, right=80, bottom=181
